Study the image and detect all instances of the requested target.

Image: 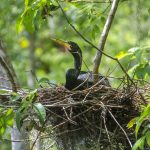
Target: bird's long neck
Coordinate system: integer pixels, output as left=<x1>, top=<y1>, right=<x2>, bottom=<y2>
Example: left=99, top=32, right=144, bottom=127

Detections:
left=72, top=50, right=82, bottom=73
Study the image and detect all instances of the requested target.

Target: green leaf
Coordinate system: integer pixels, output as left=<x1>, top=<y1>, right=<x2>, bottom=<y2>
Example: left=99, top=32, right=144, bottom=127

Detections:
left=146, top=131, right=150, bottom=146
left=5, top=109, right=14, bottom=127
left=148, top=8, right=150, bottom=14
left=25, top=0, right=29, bottom=6
left=0, top=126, right=5, bottom=135
left=136, top=104, right=150, bottom=137
left=127, top=117, right=137, bottom=129
left=116, top=51, right=131, bottom=60
left=10, top=93, right=21, bottom=102
left=33, top=103, right=46, bottom=124
left=49, top=4, right=59, bottom=11
left=132, top=136, right=145, bottom=150
left=16, top=15, right=23, bottom=33
left=0, top=89, right=10, bottom=94
left=0, top=117, right=5, bottom=126
left=38, top=77, right=49, bottom=84
left=145, top=63, right=150, bottom=76
left=15, top=110, right=22, bottom=131
left=101, top=16, right=106, bottom=24
left=23, top=7, right=36, bottom=32
left=134, top=64, right=146, bottom=79
left=21, top=89, right=37, bottom=109
left=128, top=47, right=140, bottom=53
left=28, top=89, right=37, bottom=102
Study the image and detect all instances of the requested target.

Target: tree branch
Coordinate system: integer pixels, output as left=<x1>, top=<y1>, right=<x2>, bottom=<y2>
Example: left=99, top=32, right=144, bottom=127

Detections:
left=93, top=0, right=120, bottom=76
left=0, top=40, right=19, bottom=92
left=0, top=56, right=17, bottom=92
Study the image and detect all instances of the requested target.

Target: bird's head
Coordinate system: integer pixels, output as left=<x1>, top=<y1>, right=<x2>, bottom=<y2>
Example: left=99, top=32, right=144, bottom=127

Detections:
left=51, top=38, right=81, bottom=54
left=51, top=38, right=82, bottom=70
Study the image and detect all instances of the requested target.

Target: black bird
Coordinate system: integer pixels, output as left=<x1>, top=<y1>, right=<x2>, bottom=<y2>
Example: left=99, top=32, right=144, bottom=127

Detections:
left=52, top=39, right=110, bottom=90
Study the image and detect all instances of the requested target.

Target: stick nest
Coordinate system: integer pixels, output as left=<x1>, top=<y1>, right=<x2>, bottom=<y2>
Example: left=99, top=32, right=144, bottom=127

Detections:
left=35, top=83, right=147, bottom=149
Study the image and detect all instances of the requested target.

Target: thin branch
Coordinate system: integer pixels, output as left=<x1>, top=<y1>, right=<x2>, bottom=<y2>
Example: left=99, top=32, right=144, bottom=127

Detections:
left=0, top=40, right=20, bottom=91
left=0, top=56, right=17, bottom=92
left=107, top=108, right=132, bottom=148
left=93, top=0, right=120, bottom=76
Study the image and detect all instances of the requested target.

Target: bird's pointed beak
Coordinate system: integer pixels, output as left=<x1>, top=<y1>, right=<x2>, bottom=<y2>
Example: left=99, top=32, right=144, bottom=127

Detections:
left=51, top=38, right=71, bottom=51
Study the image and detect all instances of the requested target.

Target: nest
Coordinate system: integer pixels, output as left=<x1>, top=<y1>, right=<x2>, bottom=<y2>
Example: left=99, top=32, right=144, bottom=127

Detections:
left=36, top=83, right=146, bottom=150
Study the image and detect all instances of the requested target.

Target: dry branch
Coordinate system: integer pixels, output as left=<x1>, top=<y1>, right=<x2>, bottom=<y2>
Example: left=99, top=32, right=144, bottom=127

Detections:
left=0, top=56, right=17, bottom=92
left=93, top=0, right=120, bottom=76
left=0, top=40, right=19, bottom=92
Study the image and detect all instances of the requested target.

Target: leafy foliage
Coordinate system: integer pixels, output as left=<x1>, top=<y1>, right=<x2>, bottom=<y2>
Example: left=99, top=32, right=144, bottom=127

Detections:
left=118, top=46, right=150, bottom=81
left=15, top=89, right=46, bottom=131
left=128, top=104, right=150, bottom=150
left=33, top=103, right=46, bottom=124
left=16, top=0, right=59, bottom=33
left=0, top=108, right=14, bottom=136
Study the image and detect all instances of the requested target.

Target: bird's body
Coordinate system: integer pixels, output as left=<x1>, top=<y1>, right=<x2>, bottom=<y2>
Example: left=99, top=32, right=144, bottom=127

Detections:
left=65, top=70, right=110, bottom=90
left=63, top=41, right=110, bottom=90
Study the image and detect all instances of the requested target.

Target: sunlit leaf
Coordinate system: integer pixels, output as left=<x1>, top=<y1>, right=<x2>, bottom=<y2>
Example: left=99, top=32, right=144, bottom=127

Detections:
left=132, top=136, right=145, bottom=150
left=127, top=117, right=137, bottom=129
left=116, top=51, right=131, bottom=60
left=5, top=109, right=14, bottom=127
left=16, top=15, right=23, bottom=33
left=0, top=126, right=5, bottom=135
left=136, top=104, right=150, bottom=137
left=25, top=0, right=29, bottom=6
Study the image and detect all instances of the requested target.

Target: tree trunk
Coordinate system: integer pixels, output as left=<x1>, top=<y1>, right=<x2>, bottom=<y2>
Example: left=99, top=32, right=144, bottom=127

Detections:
left=0, top=39, right=30, bottom=150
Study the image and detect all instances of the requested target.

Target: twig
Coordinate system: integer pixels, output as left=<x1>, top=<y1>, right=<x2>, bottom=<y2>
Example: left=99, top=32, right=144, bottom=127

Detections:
left=102, top=108, right=112, bottom=149
left=63, top=107, right=77, bottom=124
left=107, top=108, right=132, bottom=148
left=45, top=141, right=56, bottom=150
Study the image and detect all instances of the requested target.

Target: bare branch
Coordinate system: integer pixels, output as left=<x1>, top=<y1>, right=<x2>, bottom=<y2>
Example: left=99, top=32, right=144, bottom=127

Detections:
left=107, top=109, right=132, bottom=148
left=0, top=40, right=19, bottom=92
left=0, top=56, right=17, bottom=92
left=93, top=0, right=120, bottom=76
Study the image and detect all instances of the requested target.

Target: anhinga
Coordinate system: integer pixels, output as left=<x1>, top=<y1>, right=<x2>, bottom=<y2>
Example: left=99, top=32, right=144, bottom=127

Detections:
left=52, top=39, right=110, bottom=90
